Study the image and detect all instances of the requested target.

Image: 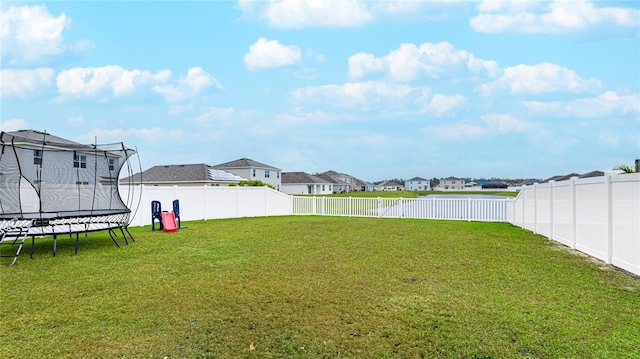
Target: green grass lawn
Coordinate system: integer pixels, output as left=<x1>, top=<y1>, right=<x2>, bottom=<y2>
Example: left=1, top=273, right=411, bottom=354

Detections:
left=2, top=216, right=638, bottom=358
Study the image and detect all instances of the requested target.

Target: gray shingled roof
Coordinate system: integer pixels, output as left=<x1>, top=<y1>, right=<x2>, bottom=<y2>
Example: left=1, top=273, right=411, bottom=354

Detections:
left=542, top=171, right=604, bottom=183
left=320, top=170, right=355, bottom=178
left=378, top=180, right=402, bottom=187
left=1, top=129, right=91, bottom=148
left=282, top=172, right=332, bottom=184
left=315, top=173, right=349, bottom=185
left=356, top=179, right=374, bottom=186
left=213, top=158, right=280, bottom=170
left=120, top=163, right=244, bottom=183
left=407, top=177, right=428, bottom=181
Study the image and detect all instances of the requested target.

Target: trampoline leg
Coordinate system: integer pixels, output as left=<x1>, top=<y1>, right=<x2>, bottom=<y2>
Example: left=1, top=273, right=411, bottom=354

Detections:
left=30, top=236, right=35, bottom=259
left=124, top=227, right=135, bottom=243
left=53, top=235, right=57, bottom=257
left=75, top=233, right=79, bottom=255
left=109, top=229, right=120, bottom=248
left=119, top=227, right=129, bottom=246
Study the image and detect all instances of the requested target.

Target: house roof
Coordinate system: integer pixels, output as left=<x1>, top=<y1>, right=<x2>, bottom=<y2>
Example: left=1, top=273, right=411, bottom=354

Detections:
left=320, top=170, right=355, bottom=178
left=356, top=179, right=374, bottom=186
left=316, top=173, right=349, bottom=185
left=1, top=129, right=104, bottom=152
left=120, top=163, right=245, bottom=183
left=542, top=171, right=603, bottom=183
left=378, top=180, right=401, bottom=187
left=213, top=158, right=280, bottom=171
left=442, top=176, right=463, bottom=181
left=282, top=172, right=332, bottom=184
left=517, top=179, right=541, bottom=186
left=406, top=177, right=428, bottom=182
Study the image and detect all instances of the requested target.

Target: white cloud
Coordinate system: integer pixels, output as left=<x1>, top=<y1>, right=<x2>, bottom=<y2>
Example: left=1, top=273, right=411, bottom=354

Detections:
left=426, top=122, right=487, bottom=141
left=523, top=91, right=640, bottom=118
left=153, top=67, right=223, bottom=103
left=0, top=68, right=54, bottom=98
left=244, top=38, right=302, bottom=70
left=78, top=128, right=184, bottom=144
left=57, top=66, right=171, bottom=97
left=0, top=4, right=92, bottom=64
left=1, top=118, right=29, bottom=132
left=421, top=94, right=468, bottom=117
left=348, top=41, right=499, bottom=82
left=477, top=63, right=601, bottom=95
left=481, top=113, right=532, bottom=133
left=275, top=109, right=350, bottom=125
left=424, top=113, right=532, bottom=143
left=292, top=81, right=430, bottom=110
left=238, top=0, right=469, bottom=28
left=471, top=0, right=640, bottom=34
left=238, top=0, right=374, bottom=28
left=193, top=107, right=236, bottom=126
left=67, top=115, right=84, bottom=125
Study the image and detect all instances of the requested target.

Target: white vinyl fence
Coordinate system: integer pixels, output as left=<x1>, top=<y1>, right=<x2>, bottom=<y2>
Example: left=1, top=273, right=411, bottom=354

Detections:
left=119, top=177, right=639, bottom=277
left=119, top=185, right=292, bottom=227
left=508, top=173, right=640, bottom=276
left=292, top=196, right=511, bottom=222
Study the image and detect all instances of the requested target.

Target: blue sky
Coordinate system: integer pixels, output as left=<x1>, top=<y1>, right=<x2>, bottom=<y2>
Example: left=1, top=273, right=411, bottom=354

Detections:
left=1, top=0, right=639, bottom=182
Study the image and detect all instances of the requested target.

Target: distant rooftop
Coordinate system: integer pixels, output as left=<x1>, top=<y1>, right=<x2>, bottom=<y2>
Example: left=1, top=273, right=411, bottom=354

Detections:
left=213, top=158, right=280, bottom=170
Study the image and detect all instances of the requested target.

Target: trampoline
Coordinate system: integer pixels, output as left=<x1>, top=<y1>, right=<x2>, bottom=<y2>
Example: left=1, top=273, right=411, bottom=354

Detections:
left=0, top=129, right=138, bottom=265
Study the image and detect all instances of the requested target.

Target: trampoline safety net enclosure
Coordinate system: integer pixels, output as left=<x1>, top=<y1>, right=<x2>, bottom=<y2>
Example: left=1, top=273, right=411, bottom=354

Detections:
left=0, top=129, right=137, bottom=238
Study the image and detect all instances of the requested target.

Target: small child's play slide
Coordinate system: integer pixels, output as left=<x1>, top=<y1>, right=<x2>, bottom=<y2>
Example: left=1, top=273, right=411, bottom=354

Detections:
left=161, top=212, right=177, bottom=232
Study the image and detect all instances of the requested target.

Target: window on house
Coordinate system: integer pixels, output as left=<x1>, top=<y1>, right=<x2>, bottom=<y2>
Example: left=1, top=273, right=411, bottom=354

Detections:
left=108, top=158, right=115, bottom=171
left=265, top=170, right=270, bottom=178
left=252, top=169, right=256, bottom=177
left=277, top=172, right=280, bottom=178
left=73, top=154, right=87, bottom=168
left=322, top=185, right=325, bottom=191
left=33, top=150, right=43, bottom=165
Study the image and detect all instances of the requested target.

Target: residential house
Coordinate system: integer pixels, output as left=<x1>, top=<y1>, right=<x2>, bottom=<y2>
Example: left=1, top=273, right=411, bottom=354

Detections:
left=281, top=172, right=334, bottom=195
left=375, top=180, right=403, bottom=191
left=315, top=173, right=350, bottom=193
left=440, top=177, right=465, bottom=190
left=542, top=171, right=604, bottom=183
left=481, top=181, right=508, bottom=189
left=120, top=163, right=245, bottom=186
left=319, top=170, right=357, bottom=192
left=405, top=177, right=431, bottom=191
left=213, top=158, right=282, bottom=191
left=355, top=179, right=375, bottom=192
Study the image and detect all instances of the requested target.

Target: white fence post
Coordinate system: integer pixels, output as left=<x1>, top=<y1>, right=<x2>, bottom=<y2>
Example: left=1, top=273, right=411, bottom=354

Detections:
left=533, top=183, right=538, bottom=235
left=202, top=185, right=207, bottom=220
left=605, top=174, right=613, bottom=264
left=399, top=198, right=403, bottom=218
left=571, top=177, right=577, bottom=250
left=549, top=180, right=555, bottom=241
left=467, top=197, right=471, bottom=222
left=377, top=197, right=382, bottom=218
left=312, top=196, right=317, bottom=215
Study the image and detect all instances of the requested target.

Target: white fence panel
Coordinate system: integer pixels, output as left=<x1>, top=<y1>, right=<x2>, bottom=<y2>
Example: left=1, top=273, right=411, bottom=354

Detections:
left=119, top=185, right=292, bottom=226
left=574, top=177, right=608, bottom=262
left=510, top=173, right=640, bottom=276
left=535, top=183, right=552, bottom=238
left=291, top=196, right=510, bottom=222
left=611, top=175, right=640, bottom=275
left=551, top=181, right=574, bottom=248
